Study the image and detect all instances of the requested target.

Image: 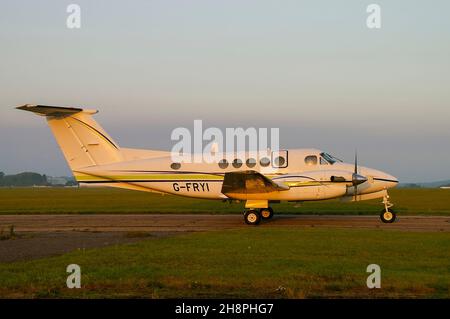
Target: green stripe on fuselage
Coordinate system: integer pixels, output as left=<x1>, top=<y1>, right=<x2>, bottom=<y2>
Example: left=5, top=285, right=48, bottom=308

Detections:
left=75, top=174, right=225, bottom=182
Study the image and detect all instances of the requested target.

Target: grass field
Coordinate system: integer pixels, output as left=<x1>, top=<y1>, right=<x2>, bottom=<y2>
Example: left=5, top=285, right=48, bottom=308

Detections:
left=0, top=187, right=448, bottom=299
left=0, top=187, right=449, bottom=215
left=0, top=227, right=449, bottom=298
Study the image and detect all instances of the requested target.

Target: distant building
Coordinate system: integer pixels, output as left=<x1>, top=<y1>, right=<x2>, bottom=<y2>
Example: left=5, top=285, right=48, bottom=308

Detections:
left=440, top=185, right=450, bottom=189
left=46, top=176, right=77, bottom=186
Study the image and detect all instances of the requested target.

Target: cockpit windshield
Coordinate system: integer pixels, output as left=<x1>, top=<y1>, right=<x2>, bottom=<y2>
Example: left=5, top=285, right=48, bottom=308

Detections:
left=320, top=152, right=342, bottom=165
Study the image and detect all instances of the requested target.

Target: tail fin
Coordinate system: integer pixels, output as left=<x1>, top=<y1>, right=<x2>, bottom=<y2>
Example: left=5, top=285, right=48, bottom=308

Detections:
left=17, top=104, right=123, bottom=171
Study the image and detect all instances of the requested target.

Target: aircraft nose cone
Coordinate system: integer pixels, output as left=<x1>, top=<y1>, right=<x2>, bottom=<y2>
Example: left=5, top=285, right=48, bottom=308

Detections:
left=389, top=174, right=399, bottom=183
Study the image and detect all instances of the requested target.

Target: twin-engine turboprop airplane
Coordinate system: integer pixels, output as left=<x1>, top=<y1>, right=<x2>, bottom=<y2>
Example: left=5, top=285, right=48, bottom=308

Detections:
left=17, top=104, right=399, bottom=225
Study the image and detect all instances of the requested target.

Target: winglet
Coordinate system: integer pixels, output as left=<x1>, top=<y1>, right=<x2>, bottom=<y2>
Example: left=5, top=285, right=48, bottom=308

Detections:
left=16, top=104, right=98, bottom=116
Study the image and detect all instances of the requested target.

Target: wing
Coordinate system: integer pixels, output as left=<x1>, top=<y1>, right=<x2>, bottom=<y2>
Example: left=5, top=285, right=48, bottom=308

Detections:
left=221, top=170, right=289, bottom=197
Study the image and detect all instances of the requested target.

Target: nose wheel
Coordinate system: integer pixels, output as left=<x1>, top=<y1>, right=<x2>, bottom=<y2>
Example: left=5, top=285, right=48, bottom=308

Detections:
left=380, top=208, right=396, bottom=223
left=380, top=192, right=396, bottom=223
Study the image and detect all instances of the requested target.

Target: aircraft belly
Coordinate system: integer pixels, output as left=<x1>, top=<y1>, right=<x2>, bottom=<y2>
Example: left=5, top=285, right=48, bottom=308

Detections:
left=226, top=184, right=347, bottom=201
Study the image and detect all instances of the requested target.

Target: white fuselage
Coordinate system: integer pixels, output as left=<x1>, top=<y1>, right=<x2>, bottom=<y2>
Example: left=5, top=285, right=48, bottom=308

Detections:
left=75, top=148, right=398, bottom=202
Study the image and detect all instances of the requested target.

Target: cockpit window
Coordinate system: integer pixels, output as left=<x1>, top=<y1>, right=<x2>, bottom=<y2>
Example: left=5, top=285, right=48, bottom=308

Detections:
left=320, top=157, right=328, bottom=165
left=304, top=155, right=317, bottom=165
left=320, top=152, right=342, bottom=165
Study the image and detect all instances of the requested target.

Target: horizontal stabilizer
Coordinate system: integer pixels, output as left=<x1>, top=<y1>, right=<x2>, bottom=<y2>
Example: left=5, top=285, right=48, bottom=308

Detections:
left=16, top=104, right=96, bottom=117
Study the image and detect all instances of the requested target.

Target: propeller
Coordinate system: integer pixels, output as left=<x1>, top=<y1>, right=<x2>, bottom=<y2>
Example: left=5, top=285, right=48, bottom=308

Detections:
left=351, top=150, right=367, bottom=200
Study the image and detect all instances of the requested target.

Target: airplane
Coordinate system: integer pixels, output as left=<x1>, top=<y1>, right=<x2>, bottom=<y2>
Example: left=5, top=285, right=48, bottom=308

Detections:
left=17, top=104, right=399, bottom=225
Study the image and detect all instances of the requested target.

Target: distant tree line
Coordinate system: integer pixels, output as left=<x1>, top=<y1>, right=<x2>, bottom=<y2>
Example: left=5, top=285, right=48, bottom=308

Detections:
left=398, top=183, right=422, bottom=188
left=0, top=171, right=47, bottom=186
left=0, top=172, right=77, bottom=187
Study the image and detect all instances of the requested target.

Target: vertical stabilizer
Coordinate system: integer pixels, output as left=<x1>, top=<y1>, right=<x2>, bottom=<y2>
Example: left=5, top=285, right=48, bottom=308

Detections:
left=17, top=104, right=123, bottom=171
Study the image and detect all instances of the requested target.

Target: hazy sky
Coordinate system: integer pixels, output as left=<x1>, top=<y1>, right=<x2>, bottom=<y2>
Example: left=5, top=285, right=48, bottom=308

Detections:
left=0, top=0, right=449, bottom=182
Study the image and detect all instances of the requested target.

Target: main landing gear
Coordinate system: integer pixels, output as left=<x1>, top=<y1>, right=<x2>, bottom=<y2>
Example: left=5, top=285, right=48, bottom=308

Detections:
left=244, top=207, right=274, bottom=225
left=380, top=192, right=396, bottom=223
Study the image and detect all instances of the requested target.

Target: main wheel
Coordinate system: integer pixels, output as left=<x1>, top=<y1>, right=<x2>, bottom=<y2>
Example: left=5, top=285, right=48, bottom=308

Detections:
left=380, top=208, right=396, bottom=223
left=244, top=210, right=261, bottom=225
left=260, top=207, right=274, bottom=220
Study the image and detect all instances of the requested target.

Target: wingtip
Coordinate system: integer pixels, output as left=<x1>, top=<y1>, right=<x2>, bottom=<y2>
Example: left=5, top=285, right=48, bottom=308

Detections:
left=16, top=104, right=36, bottom=110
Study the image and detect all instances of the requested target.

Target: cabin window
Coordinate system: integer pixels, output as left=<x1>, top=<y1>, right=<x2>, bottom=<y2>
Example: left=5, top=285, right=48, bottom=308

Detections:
left=232, top=159, right=243, bottom=168
left=274, top=156, right=286, bottom=167
left=246, top=158, right=257, bottom=168
left=305, top=155, right=317, bottom=165
left=260, top=157, right=271, bottom=167
left=218, top=159, right=229, bottom=169
left=170, top=162, right=181, bottom=170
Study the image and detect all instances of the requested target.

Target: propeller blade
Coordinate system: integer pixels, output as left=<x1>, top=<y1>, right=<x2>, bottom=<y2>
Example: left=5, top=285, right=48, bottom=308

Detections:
left=344, top=150, right=368, bottom=200
left=352, top=150, right=367, bottom=200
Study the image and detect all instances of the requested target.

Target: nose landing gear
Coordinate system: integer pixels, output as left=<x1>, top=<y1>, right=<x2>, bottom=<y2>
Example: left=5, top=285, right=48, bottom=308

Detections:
left=380, top=192, right=396, bottom=223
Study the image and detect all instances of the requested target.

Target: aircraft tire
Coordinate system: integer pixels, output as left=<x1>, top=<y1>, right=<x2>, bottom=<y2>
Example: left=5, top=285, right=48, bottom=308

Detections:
left=260, top=207, right=274, bottom=220
left=380, top=208, right=396, bottom=223
left=244, top=210, right=261, bottom=225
